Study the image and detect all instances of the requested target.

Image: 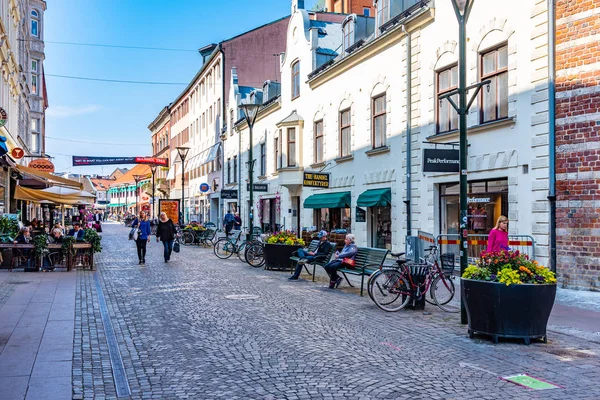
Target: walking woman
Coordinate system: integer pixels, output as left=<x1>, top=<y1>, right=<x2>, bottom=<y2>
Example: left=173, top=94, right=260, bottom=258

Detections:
left=323, top=234, right=358, bottom=289
left=156, top=212, right=177, bottom=263
left=487, top=215, right=509, bottom=252
left=132, top=211, right=151, bottom=265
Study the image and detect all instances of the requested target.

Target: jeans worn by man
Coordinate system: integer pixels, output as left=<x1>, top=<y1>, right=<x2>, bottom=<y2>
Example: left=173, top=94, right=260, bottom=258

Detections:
left=289, top=231, right=332, bottom=280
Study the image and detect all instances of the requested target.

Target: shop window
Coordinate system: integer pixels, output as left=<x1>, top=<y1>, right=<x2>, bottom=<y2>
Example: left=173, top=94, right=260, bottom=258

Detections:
left=339, top=109, right=351, bottom=157
left=315, top=208, right=352, bottom=233
left=287, top=128, right=296, bottom=167
left=314, top=120, right=323, bottom=164
left=372, top=94, right=386, bottom=148
left=291, top=61, right=300, bottom=99
left=480, top=44, right=508, bottom=123
left=436, top=64, right=458, bottom=134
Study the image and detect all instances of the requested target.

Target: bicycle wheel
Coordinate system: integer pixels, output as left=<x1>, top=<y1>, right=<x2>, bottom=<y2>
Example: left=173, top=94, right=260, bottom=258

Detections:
left=181, top=231, right=195, bottom=246
left=370, top=270, right=411, bottom=312
left=214, top=239, right=235, bottom=259
left=245, top=243, right=265, bottom=268
left=237, top=242, right=248, bottom=262
left=431, top=275, right=459, bottom=313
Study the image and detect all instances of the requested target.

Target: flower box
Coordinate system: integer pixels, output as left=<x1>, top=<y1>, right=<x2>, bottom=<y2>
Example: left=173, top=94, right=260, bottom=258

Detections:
left=264, top=244, right=302, bottom=271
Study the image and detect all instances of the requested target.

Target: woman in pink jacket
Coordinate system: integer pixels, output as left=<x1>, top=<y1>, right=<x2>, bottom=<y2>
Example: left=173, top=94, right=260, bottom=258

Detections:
left=487, top=215, right=509, bottom=252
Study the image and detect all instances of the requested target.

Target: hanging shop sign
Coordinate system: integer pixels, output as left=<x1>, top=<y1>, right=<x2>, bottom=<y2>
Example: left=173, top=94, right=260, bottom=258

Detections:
left=28, top=158, right=55, bottom=173
left=303, top=172, right=330, bottom=188
left=159, top=199, right=180, bottom=225
left=221, top=190, right=238, bottom=199
left=0, top=108, right=7, bottom=127
left=355, top=207, right=366, bottom=222
left=246, top=183, right=268, bottom=192
left=72, top=156, right=169, bottom=167
left=10, top=147, right=24, bottom=159
left=423, top=149, right=459, bottom=173
left=199, top=183, right=210, bottom=193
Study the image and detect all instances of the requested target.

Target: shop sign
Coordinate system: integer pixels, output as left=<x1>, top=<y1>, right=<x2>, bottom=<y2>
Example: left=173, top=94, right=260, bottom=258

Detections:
left=10, top=147, right=24, bottom=159
left=468, top=197, right=491, bottom=203
left=28, top=158, right=55, bottom=173
left=303, top=172, right=330, bottom=188
left=221, top=190, right=238, bottom=199
left=423, top=149, right=459, bottom=173
left=0, top=108, right=7, bottom=127
left=355, top=207, right=366, bottom=222
left=199, top=183, right=210, bottom=193
left=246, top=183, right=268, bottom=192
left=159, top=199, right=180, bottom=225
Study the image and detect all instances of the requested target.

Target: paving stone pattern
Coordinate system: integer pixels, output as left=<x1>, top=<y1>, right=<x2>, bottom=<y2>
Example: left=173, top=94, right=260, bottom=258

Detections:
left=75, top=224, right=600, bottom=399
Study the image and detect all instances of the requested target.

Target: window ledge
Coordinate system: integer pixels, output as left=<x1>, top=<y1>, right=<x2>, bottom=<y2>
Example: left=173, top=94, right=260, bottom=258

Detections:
left=365, top=146, right=390, bottom=157
left=225, top=183, right=237, bottom=188
left=310, top=162, right=326, bottom=169
left=257, top=175, right=267, bottom=180
left=277, top=166, right=303, bottom=172
left=427, top=117, right=516, bottom=142
left=335, top=155, right=354, bottom=164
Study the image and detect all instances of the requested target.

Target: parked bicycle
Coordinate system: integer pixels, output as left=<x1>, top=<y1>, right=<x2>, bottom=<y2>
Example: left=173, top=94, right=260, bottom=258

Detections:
left=367, top=246, right=457, bottom=313
left=213, top=229, right=263, bottom=264
left=181, top=227, right=217, bottom=247
left=244, top=240, right=265, bottom=268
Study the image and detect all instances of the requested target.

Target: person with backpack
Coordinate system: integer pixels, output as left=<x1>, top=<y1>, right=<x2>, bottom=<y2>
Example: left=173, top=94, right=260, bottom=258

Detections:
left=223, top=209, right=235, bottom=236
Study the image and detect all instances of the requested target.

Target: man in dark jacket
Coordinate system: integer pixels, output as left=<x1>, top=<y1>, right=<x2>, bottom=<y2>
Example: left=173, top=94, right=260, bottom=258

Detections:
left=288, top=230, right=332, bottom=281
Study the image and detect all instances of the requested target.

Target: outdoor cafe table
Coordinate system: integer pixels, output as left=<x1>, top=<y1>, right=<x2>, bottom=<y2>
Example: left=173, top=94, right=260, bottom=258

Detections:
left=0, top=243, right=35, bottom=270
left=71, top=242, right=94, bottom=270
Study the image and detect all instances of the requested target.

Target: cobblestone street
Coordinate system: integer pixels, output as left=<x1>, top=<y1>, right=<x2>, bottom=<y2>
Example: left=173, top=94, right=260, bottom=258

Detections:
left=72, top=223, right=600, bottom=399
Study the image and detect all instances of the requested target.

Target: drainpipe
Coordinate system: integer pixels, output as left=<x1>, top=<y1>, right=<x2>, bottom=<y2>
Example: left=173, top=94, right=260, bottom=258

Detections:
left=219, top=44, right=226, bottom=227
left=548, top=0, right=556, bottom=273
left=401, top=25, right=412, bottom=237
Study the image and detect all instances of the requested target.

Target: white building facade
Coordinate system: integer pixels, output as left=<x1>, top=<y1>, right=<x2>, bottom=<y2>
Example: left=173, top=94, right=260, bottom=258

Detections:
left=227, top=0, right=552, bottom=265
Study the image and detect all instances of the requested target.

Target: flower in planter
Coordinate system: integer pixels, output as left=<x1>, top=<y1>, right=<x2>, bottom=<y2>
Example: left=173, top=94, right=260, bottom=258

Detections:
left=265, top=230, right=305, bottom=246
left=462, top=250, right=556, bottom=286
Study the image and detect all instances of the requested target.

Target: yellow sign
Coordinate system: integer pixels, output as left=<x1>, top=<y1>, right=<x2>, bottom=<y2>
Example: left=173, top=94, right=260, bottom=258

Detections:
left=303, top=172, right=330, bottom=188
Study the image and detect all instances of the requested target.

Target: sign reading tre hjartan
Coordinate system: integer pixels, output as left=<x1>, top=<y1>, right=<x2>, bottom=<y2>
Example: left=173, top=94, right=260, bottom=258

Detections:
left=303, top=172, right=330, bottom=188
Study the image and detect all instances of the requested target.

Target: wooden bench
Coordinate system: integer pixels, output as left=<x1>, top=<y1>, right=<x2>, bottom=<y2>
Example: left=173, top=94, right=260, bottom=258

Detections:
left=289, top=240, right=320, bottom=275
left=337, top=247, right=390, bottom=296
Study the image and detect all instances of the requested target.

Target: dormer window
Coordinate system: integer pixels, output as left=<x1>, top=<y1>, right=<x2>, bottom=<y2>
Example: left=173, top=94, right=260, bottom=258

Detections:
left=376, top=0, right=390, bottom=27
left=343, top=17, right=355, bottom=51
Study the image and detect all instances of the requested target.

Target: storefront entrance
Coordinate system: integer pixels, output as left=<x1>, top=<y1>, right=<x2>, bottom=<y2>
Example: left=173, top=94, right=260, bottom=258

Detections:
left=439, top=179, right=508, bottom=235
left=304, top=191, right=352, bottom=233
left=357, top=188, right=392, bottom=250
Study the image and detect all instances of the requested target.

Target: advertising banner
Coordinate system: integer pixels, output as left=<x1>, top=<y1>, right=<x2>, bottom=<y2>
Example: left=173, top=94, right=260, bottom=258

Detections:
left=159, top=199, right=180, bottom=225
left=72, top=156, right=169, bottom=167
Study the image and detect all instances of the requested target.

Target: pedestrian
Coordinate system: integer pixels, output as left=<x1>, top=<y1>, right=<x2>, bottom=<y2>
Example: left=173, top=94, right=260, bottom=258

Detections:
left=323, top=234, right=358, bottom=289
left=288, top=230, right=332, bottom=281
left=223, top=209, right=235, bottom=236
left=156, top=212, right=177, bottom=263
left=487, top=215, right=509, bottom=253
left=233, top=212, right=242, bottom=231
left=132, top=211, right=151, bottom=265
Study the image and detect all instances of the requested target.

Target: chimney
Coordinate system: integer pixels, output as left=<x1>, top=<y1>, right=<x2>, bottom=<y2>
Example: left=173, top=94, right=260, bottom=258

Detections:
left=292, top=0, right=305, bottom=13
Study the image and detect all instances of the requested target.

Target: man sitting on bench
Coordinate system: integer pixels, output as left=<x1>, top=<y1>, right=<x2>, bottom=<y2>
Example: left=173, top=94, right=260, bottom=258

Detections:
left=288, top=230, right=332, bottom=281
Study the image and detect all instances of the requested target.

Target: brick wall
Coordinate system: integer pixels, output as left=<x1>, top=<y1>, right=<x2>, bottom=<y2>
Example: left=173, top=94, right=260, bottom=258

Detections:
left=555, top=0, right=600, bottom=290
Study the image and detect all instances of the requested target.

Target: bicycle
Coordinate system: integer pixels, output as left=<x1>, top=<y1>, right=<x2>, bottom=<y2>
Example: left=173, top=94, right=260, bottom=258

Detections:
left=368, top=246, right=457, bottom=313
left=244, top=239, right=265, bottom=268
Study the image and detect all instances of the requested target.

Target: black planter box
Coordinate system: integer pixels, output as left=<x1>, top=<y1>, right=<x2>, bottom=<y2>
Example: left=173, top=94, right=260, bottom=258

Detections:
left=264, top=244, right=302, bottom=271
left=462, top=279, right=556, bottom=344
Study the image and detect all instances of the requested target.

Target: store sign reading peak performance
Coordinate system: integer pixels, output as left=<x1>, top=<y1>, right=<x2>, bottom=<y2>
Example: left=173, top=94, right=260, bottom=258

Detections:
left=303, top=172, right=330, bottom=188
left=423, top=149, right=459, bottom=173
left=72, top=156, right=168, bottom=167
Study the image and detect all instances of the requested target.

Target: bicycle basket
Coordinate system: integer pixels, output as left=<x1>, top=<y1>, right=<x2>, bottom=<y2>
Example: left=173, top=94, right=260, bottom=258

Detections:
left=440, top=253, right=455, bottom=274
left=408, top=265, right=429, bottom=278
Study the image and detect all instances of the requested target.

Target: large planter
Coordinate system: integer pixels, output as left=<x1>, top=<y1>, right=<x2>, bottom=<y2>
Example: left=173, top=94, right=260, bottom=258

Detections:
left=264, top=244, right=302, bottom=271
left=461, top=279, right=556, bottom=345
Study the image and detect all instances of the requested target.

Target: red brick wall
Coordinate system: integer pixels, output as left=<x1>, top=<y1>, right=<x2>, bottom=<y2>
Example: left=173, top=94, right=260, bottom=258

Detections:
left=555, top=0, right=600, bottom=290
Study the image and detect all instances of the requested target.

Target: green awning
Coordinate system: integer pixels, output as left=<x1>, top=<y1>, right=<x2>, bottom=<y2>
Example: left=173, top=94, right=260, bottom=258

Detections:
left=304, top=191, right=351, bottom=209
left=356, top=188, right=391, bottom=207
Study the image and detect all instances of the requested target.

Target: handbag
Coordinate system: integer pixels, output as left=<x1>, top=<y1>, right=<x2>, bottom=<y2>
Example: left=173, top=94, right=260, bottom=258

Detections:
left=342, top=257, right=356, bottom=269
left=129, top=228, right=140, bottom=241
left=173, top=242, right=180, bottom=253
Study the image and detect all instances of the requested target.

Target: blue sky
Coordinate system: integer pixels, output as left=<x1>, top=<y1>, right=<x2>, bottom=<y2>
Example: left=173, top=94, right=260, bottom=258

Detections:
left=45, top=0, right=318, bottom=176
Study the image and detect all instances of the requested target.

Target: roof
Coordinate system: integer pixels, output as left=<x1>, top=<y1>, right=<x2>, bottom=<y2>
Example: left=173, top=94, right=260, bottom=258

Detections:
left=90, top=178, right=116, bottom=191
left=277, top=110, right=303, bottom=125
left=109, top=164, right=152, bottom=188
left=310, top=20, right=343, bottom=58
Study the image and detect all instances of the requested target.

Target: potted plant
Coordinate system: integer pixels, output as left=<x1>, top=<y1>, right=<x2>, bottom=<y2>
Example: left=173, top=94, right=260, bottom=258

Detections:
left=31, top=233, right=49, bottom=272
left=461, top=250, right=557, bottom=345
left=83, top=229, right=102, bottom=253
left=263, top=231, right=305, bottom=271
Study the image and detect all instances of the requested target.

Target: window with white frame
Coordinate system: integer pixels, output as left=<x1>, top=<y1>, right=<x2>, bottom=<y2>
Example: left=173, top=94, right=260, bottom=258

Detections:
left=31, top=59, right=39, bottom=95
left=291, top=61, right=300, bottom=99
left=343, top=19, right=354, bottom=51
left=287, top=128, right=296, bottom=167
left=372, top=94, right=386, bottom=148
left=480, top=44, right=508, bottom=123
left=31, top=118, right=40, bottom=153
left=377, top=0, right=390, bottom=28
left=31, top=10, right=39, bottom=37
left=339, top=109, right=351, bottom=157
left=314, top=120, right=324, bottom=164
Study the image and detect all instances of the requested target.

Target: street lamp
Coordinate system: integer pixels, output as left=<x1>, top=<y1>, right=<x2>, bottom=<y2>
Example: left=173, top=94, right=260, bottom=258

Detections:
left=239, top=101, right=261, bottom=241
left=176, top=146, right=190, bottom=226
left=443, top=0, right=489, bottom=323
left=133, top=175, right=144, bottom=215
left=150, top=166, right=157, bottom=220
left=122, top=184, right=129, bottom=215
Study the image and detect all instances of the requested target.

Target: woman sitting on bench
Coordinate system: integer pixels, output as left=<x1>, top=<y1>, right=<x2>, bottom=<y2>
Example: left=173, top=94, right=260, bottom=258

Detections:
left=323, top=234, right=358, bottom=289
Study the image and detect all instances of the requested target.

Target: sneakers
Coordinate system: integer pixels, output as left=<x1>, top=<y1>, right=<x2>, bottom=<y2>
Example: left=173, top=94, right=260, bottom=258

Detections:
left=328, top=280, right=336, bottom=289
left=288, top=276, right=299, bottom=281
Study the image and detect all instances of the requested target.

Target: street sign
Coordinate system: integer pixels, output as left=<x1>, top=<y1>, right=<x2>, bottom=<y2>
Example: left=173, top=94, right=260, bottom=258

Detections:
left=246, top=183, right=268, bottom=192
left=11, top=148, right=24, bottom=159
left=200, top=183, right=210, bottom=192
left=303, top=172, right=330, bottom=188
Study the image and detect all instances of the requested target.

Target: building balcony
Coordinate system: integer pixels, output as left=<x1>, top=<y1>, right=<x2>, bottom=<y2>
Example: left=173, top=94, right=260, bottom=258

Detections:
left=274, top=166, right=304, bottom=189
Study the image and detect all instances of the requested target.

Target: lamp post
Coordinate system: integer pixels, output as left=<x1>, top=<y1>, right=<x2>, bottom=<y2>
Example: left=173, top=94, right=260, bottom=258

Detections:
left=176, top=146, right=190, bottom=226
left=239, top=101, right=261, bottom=242
left=150, top=166, right=157, bottom=220
left=123, top=184, right=129, bottom=215
left=444, top=0, right=489, bottom=323
left=133, top=175, right=144, bottom=215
